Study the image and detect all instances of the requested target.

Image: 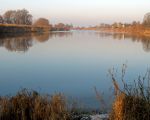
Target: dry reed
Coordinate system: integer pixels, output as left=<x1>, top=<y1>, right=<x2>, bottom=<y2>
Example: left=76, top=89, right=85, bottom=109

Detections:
left=109, top=66, right=150, bottom=120
left=0, top=89, right=69, bottom=120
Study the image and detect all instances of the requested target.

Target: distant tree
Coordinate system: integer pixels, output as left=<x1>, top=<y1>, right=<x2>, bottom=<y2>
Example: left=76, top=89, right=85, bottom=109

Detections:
left=124, top=23, right=131, bottom=27
left=54, top=23, right=72, bottom=31
left=65, top=24, right=73, bottom=30
left=100, top=23, right=105, bottom=28
left=132, top=21, right=140, bottom=26
left=3, top=9, right=32, bottom=25
left=143, top=13, right=150, bottom=27
left=3, top=10, right=16, bottom=24
left=112, top=22, right=118, bottom=28
left=55, top=23, right=65, bottom=30
left=16, top=9, right=32, bottom=25
left=132, top=21, right=137, bottom=26
left=26, top=14, right=32, bottom=25
left=33, top=18, right=50, bottom=27
left=136, top=21, right=141, bottom=26
left=0, top=15, right=3, bottom=23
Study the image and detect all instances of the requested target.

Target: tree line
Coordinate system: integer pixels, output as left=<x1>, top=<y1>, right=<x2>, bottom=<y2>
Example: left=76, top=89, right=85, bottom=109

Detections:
left=73, top=12, right=150, bottom=30
left=98, top=12, right=150, bottom=29
left=0, top=9, right=32, bottom=25
left=0, top=9, right=73, bottom=31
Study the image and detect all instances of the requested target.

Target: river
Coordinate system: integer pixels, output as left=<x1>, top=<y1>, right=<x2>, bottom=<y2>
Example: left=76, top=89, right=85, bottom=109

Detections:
left=0, top=31, right=150, bottom=110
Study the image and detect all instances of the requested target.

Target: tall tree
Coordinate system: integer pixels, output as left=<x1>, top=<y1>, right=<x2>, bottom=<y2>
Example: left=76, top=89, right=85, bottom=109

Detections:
left=3, top=9, right=32, bottom=25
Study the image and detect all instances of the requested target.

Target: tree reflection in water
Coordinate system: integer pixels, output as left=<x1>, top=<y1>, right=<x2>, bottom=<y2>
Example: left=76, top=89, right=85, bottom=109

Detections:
left=33, top=32, right=50, bottom=42
left=96, top=32, right=150, bottom=52
left=0, top=33, right=33, bottom=52
left=1, top=31, right=149, bottom=53
left=0, top=32, right=72, bottom=52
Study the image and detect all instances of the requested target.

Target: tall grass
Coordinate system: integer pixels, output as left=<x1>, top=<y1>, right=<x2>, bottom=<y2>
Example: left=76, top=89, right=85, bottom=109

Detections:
left=109, top=65, right=150, bottom=120
left=0, top=89, right=69, bottom=120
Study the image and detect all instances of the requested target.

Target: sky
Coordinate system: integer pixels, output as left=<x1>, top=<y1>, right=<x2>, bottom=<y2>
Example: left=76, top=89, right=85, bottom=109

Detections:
left=1, top=0, right=150, bottom=26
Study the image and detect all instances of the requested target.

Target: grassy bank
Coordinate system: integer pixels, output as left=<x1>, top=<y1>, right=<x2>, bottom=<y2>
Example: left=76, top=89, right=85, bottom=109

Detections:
left=99, top=26, right=150, bottom=37
left=0, top=24, right=51, bottom=33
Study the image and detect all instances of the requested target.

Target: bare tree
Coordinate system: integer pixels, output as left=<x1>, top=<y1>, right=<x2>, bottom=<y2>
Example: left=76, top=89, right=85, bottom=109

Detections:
left=14, top=9, right=32, bottom=25
left=143, top=13, right=150, bottom=27
left=26, top=14, right=32, bottom=25
left=3, top=9, right=32, bottom=25
left=3, top=10, right=16, bottom=24
left=0, top=15, right=3, bottom=24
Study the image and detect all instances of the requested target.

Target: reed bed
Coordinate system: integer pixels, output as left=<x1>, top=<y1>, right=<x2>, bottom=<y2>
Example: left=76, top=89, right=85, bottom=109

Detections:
left=0, top=89, right=69, bottom=120
left=109, top=65, right=150, bottom=120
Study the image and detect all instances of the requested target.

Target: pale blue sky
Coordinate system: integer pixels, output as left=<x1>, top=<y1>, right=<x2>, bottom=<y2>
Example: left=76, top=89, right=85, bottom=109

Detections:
left=1, top=0, right=150, bottom=26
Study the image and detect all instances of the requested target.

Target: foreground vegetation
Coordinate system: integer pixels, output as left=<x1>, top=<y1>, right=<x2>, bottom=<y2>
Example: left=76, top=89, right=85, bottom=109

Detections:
left=0, top=90, right=69, bottom=120
left=109, top=65, right=150, bottom=120
left=0, top=89, right=94, bottom=120
left=0, top=66, right=150, bottom=120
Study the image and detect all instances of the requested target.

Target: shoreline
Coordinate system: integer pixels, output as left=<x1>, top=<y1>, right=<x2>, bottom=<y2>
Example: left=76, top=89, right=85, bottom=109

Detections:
left=97, top=27, right=150, bottom=37
left=0, top=89, right=109, bottom=120
left=0, top=24, right=71, bottom=33
left=0, top=24, right=52, bottom=33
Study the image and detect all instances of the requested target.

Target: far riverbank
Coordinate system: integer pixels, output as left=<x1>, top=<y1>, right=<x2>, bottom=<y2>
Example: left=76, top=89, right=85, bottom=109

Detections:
left=0, top=24, right=52, bottom=33
left=98, top=26, right=150, bottom=37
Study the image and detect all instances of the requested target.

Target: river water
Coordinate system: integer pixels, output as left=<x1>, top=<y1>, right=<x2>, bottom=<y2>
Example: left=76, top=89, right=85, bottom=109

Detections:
left=0, top=31, right=150, bottom=109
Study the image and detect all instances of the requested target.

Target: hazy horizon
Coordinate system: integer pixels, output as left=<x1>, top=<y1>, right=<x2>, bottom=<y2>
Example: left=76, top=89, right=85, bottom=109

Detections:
left=1, top=0, right=150, bottom=26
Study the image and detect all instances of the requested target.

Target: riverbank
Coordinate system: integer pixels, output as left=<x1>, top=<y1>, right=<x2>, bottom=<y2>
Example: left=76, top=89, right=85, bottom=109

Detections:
left=98, top=26, right=150, bottom=37
left=0, top=24, right=51, bottom=33
left=0, top=89, right=109, bottom=120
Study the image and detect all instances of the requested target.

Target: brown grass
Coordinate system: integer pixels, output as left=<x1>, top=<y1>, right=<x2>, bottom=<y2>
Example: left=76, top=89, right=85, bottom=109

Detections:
left=109, top=66, right=150, bottom=120
left=0, top=24, right=50, bottom=28
left=0, top=89, right=70, bottom=120
left=0, top=24, right=32, bottom=27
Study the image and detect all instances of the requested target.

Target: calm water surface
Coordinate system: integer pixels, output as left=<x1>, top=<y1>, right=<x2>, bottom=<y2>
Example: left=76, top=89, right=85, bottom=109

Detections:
left=0, top=31, right=150, bottom=109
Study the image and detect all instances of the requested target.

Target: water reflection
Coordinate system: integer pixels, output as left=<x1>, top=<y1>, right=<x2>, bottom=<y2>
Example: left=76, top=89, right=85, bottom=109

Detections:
left=1, top=31, right=150, bottom=52
left=33, top=32, right=50, bottom=42
left=50, top=32, right=73, bottom=37
left=0, top=32, right=72, bottom=52
left=0, top=33, right=33, bottom=52
left=96, top=32, right=150, bottom=52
